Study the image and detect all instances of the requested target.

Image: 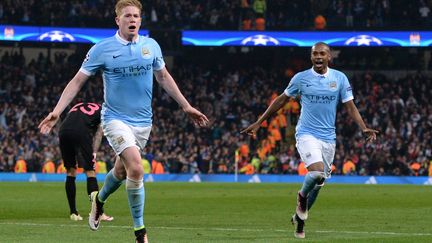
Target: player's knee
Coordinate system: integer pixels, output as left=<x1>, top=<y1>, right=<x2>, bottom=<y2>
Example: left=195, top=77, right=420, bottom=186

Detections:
left=126, top=177, right=143, bottom=189
left=308, top=170, right=325, bottom=182
left=113, top=167, right=127, bottom=180
left=85, top=170, right=96, bottom=177
left=315, top=178, right=325, bottom=187
left=67, top=168, right=76, bottom=177
left=317, top=178, right=325, bottom=186
left=127, top=163, right=144, bottom=180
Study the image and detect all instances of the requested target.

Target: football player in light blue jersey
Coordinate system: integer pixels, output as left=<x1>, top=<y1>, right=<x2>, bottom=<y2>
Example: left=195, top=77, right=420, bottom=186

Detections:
left=242, top=42, right=378, bottom=239
left=39, top=1, right=209, bottom=242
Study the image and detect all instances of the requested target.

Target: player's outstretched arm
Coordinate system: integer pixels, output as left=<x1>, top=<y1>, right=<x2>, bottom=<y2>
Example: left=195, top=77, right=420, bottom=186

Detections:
left=154, top=67, right=209, bottom=127
left=343, top=100, right=379, bottom=143
left=38, top=71, right=89, bottom=134
left=183, top=106, right=210, bottom=127
left=241, top=93, right=290, bottom=137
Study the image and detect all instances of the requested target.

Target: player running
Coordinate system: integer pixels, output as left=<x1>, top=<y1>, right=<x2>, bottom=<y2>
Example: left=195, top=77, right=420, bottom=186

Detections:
left=242, top=42, right=378, bottom=239
left=38, top=1, right=209, bottom=242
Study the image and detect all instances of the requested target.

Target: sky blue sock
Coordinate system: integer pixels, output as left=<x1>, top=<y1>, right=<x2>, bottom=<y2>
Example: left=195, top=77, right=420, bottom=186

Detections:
left=126, top=178, right=145, bottom=230
left=98, top=169, right=123, bottom=202
left=307, top=185, right=322, bottom=210
left=300, top=171, right=324, bottom=197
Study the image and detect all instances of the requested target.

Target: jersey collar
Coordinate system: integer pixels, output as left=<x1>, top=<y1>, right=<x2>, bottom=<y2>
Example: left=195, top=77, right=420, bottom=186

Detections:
left=311, top=67, right=330, bottom=78
left=115, top=31, right=140, bottom=45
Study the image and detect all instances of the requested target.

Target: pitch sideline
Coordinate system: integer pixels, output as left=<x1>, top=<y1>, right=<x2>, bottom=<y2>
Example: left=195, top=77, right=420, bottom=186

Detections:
left=0, top=222, right=431, bottom=236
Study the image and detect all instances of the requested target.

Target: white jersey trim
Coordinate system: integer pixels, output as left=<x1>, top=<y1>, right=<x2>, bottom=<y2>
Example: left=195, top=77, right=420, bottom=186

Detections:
left=79, top=67, right=93, bottom=76
left=115, top=31, right=140, bottom=45
left=153, top=63, right=165, bottom=71
left=342, top=96, right=354, bottom=103
left=310, top=67, right=330, bottom=78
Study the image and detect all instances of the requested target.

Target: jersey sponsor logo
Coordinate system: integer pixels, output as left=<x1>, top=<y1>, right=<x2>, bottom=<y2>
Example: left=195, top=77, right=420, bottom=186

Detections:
left=141, top=47, right=151, bottom=59
left=113, top=64, right=153, bottom=77
left=347, top=86, right=352, bottom=92
left=303, top=94, right=336, bottom=104
left=113, top=54, right=121, bottom=59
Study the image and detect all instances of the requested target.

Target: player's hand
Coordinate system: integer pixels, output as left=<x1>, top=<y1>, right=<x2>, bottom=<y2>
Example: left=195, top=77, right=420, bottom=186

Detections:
left=362, top=128, right=379, bottom=143
left=240, top=122, right=261, bottom=138
left=38, top=112, right=60, bottom=134
left=184, top=106, right=210, bottom=127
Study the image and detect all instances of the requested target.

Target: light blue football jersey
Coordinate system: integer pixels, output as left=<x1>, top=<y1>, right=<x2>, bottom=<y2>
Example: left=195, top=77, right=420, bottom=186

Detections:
left=80, top=32, right=165, bottom=126
left=284, top=68, right=353, bottom=143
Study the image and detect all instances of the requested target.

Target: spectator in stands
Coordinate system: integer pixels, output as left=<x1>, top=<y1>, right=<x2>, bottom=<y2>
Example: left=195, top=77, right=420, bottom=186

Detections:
left=255, top=17, right=265, bottom=30
left=0, top=36, right=431, bottom=181
left=14, top=156, right=27, bottom=173
left=253, top=0, right=267, bottom=18
left=314, top=15, right=327, bottom=30
left=342, top=158, right=356, bottom=175
left=42, top=158, right=55, bottom=173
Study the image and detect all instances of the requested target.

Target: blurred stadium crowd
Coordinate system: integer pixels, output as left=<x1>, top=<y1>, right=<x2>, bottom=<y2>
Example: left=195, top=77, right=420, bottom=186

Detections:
left=0, top=0, right=431, bottom=176
left=1, top=49, right=431, bottom=176
left=1, top=0, right=431, bottom=30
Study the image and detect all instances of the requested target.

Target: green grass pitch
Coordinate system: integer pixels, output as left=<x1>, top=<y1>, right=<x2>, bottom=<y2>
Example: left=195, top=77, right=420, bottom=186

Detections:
left=0, top=182, right=431, bottom=242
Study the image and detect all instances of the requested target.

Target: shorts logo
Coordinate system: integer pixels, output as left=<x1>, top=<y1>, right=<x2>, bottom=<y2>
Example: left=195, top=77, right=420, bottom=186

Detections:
left=141, top=47, right=151, bottom=59
left=116, top=136, right=125, bottom=145
left=305, top=152, right=311, bottom=158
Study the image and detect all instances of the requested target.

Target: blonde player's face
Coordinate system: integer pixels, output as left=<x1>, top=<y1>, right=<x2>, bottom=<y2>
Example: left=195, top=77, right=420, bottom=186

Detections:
left=116, top=6, right=141, bottom=41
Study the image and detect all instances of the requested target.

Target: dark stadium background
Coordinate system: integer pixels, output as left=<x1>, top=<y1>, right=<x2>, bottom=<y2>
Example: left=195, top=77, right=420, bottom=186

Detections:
left=1, top=1, right=432, bottom=243
left=0, top=0, right=431, bottom=177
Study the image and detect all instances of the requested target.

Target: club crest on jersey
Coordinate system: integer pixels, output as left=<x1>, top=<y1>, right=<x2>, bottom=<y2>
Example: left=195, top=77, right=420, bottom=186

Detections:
left=141, top=47, right=151, bottom=59
left=329, top=81, right=337, bottom=90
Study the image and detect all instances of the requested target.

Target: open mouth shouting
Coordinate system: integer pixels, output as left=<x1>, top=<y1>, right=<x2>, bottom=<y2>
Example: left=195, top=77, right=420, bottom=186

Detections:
left=314, top=59, right=324, bottom=69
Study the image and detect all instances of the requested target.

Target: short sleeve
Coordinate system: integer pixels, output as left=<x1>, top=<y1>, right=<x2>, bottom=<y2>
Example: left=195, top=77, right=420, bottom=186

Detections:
left=152, top=39, right=165, bottom=71
left=80, top=44, right=104, bottom=76
left=284, top=73, right=301, bottom=97
left=340, top=73, right=354, bottom=103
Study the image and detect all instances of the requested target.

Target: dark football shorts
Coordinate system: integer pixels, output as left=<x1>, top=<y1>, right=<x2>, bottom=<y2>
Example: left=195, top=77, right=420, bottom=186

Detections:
left=59, top=131, right=95, bottom=171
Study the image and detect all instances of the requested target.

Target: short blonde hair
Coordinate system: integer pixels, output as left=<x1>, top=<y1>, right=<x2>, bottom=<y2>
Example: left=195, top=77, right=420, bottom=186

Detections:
left=115, top=0, right=142, bottom=17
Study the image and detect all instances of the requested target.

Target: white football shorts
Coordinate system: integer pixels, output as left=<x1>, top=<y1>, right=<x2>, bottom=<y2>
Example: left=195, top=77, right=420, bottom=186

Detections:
left=296, top=134, right=336, bottom=177
left=102, top=119, right=152, bottom=155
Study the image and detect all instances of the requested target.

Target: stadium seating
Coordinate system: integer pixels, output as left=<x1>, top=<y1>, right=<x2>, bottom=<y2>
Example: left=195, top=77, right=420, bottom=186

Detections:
left=0, top=48, right=430, bottom=176
left=1, top=0, right=431, bottom=30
